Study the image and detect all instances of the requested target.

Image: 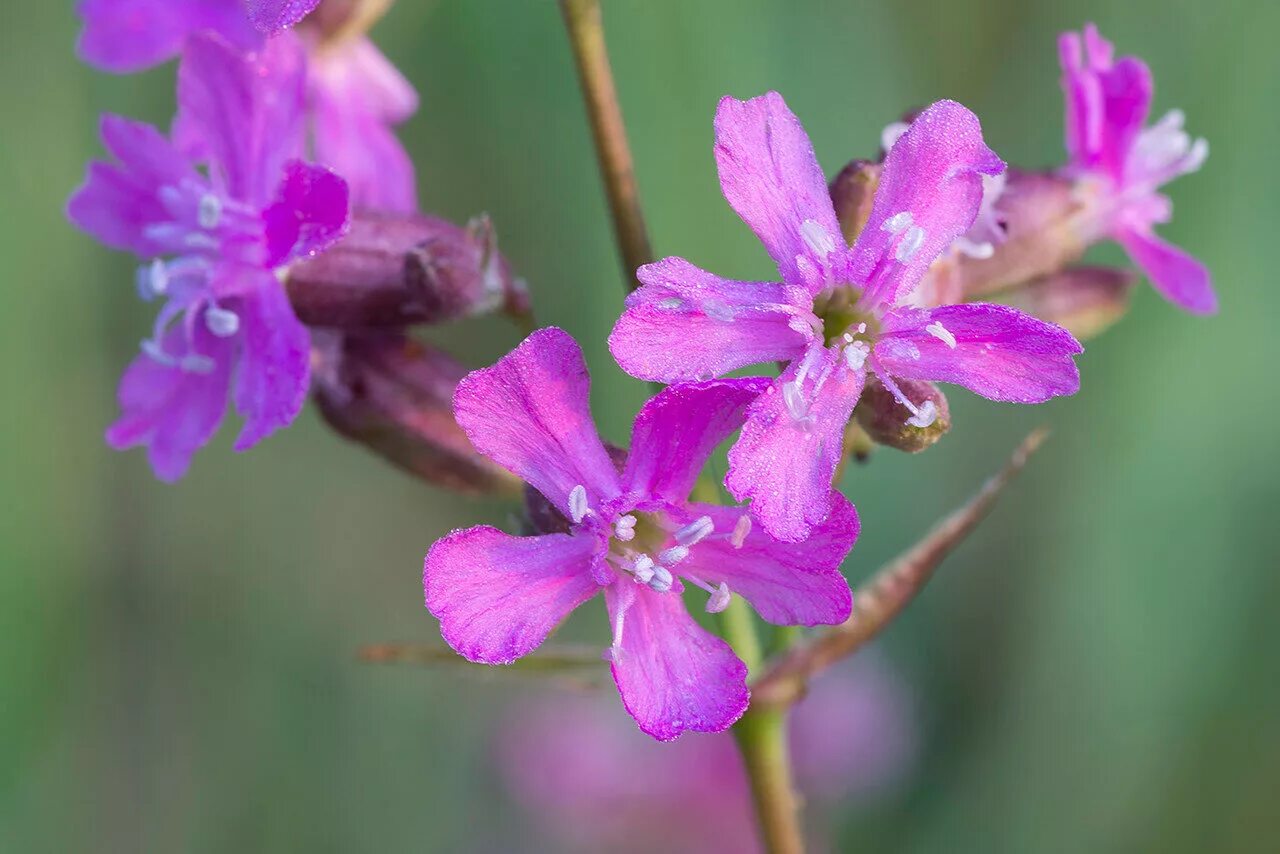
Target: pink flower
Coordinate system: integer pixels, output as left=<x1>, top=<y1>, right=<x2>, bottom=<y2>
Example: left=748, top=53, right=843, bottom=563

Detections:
left=497, top=653, right=918, bottom=853
left=1059, top=23, right=1214, bottom=314
left=611, top=94, right=1082, bottom=542
left=66, top=34, right=349, bottom=480
left=75, top=0, right=417, bottom=211
left=422, top=328, right=858, bottom=741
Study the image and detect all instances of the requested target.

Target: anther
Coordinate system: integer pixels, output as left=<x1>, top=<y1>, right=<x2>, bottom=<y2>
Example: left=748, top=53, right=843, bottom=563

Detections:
left=880, top=122, right=909, bottom=153
left=205, top=306, right=240, bottom=338
left=137, top=259, right=169, bottom=300
left=925, top=321, right=956, bottom=349
left=674, top=516, right=714, bottom=546
left=657, top=297, right=684, bottom=310
left=180, top=353, right=216, bottom=375
left=705, top=582, right=732, bottom=614
left=800, top=219, right=836, bottom=257
left=782, top=381, right=809, bottom=422
left=843, top=340, right=870, bottom=371
left=703, top=301, right=735, bottom=323
left=907, top=399, right=938, bottom=428
left=895, top=226, right=927, bottom=262
left=198, top=194, right=223, bottom=230
left=648, top=565, right=674, bottom=593
left=881, top=211, right=913, bottom=234
left=568, top=485, right=590, bottom=524
left=730, top=514, right=752, bottom=549
left=658, top=545, right=689, bottom=566
left=613, top=514, right=637, bottom=542
left=631, top=554, right=656, bottom=584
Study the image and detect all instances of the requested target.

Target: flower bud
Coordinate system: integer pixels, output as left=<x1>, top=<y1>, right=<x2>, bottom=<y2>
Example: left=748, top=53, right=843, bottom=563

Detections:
left=830, top=159, right=881, bottom=245
left=313, top=333, right=522, bottom=496
left=853, top=377, right=951, bottom=453
left=1001, top=266, right=1135, bottom=340
left=286, top=211, right=530, bottom=329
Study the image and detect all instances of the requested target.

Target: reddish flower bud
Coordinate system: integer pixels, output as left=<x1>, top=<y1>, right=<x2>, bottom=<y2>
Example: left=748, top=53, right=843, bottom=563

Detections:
left=285, top=211, right=530, bottom=329
left=830, top=159, right=881, bottom=245
left=313, top=334, right=522, bottom=496
left=854, top=376, right=951, bottom=453
left=1001, top=266, right=1136, bottom=340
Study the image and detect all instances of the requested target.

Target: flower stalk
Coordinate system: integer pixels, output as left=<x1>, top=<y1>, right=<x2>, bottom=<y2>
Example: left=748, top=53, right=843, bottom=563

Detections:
left=558, top=0, right=654, bottom=292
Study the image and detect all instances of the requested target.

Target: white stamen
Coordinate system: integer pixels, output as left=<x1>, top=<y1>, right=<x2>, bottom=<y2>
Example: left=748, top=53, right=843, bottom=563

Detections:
left=703, top=300, right=736, bottom=322
left=800, top=219, right=837, bottom=257
left=609, top=607, right=627, bottom=660
left=952, top=237, right=995, bottom=259
left=658, top=545, right=689, bottom=566
left=613, top=514, right=637, bottom=542
left=730, top=514, right=752, bottom=549
left=180, top=353, right=216, bottom=375
left=198, top=194, right=222, bottom=230
left=204, top=306, right=240, bottom=338
left=675, top=516, right=714, bottom=546
left=881, top=211, right=913, bottom=234
left=657, top=297, right=684, bottom=310
left=140, top=338, right=176, bottom=367
left=1182, top=137, right=1209, bottom=174
left=880, top=121, right=909, bottom=153
left=925, top=321, right=957, bottom=349
left=781, top=381, right=809, bottom=422
left=843, top=340, right=870, bottom=371
left=568, top=485, right=590, bottom=524
left=906, top=399, right=938, bottom=428
left=895, top=226, right=927, bottom=262
left=706, top=582, right=732, bottom=614
left=648, top=565, right=674, bottom=593
left=631, top=554, right=656, bottom=584
left=183, top=233, right=221, bottom=251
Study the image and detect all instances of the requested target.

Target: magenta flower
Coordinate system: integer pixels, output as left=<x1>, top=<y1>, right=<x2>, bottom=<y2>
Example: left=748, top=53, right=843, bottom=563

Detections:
left=75, top=0, right=417, bottom=212
left=422, top=328, right=857, bottom=741
left=611, top=94, right=1082, bottom=542
left=67, top=34, right=349, bottom=481
left=1059, top=24, right=1214, bottom=314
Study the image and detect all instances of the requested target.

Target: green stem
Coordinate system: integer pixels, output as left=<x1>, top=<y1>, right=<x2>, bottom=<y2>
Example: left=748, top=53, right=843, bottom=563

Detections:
left=734, top=707, right=806, bottom=854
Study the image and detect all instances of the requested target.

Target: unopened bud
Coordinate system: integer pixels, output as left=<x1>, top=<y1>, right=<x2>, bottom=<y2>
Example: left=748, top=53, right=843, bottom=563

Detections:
left=854, top=377, right=951, bottom=453
left=313, top=333, right=521, bottom=496
left=829, top=159, right=881, bottom=245
left=286, top=211, right=530, bottom=329
left=1001, top=266, right=1136, bottom=340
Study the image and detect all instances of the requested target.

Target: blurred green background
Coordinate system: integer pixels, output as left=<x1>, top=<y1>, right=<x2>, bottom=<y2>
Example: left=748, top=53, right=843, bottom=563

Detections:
left=3, top=0, right=1276, bottom=850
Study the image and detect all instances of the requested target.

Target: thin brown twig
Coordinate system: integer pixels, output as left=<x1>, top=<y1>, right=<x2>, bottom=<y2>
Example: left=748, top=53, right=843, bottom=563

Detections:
left=559, top=0, right=654, bottom=291
left=752, top=427, right=1050, bottom=709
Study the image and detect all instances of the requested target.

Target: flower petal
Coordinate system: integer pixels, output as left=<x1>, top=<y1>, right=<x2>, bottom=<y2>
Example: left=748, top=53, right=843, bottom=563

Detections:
left=622, top=377, right=771, bottom=504
left=244, top=0, right=320, bottom=34
left=66, top=115, right=200, bottom=256
left=726, top=345, right=865, bottom=542
left=875, top=303, right=1082, bottom=403
left=310, top=38, right=419, bottom=212
left=714, top=92, right=843, bottom=291
left=424, top=528, right=600, bottom=665
left=610, top=257, right=814, bottom=382
left=1059, top=25, right=1153, bottom=179
left=1117, top=226, right=1217, bottom=315
left=76, top=0, right=261, bottom=72
left=175, top=32, right=307, bottom=204
left=851, top=101, right=1006, bottom=309
left=454, top=328, right=622, bottom=517
left=231, top=276, right=311, bottom=450
left=262, top=160, right=350, bottom=267
left=105, top=326, right=234, bottom=482
left=678, top=497, right=857, bottom=626
left=605, top=582, right=749, bottom=741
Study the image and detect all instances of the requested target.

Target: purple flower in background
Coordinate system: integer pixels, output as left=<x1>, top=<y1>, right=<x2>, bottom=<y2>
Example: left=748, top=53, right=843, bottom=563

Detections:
left=1059, top=24, right=1214, bottom=314
left=423, top=328, right=857, bottom=741
left=498, top=653, right=918, bottom=853
left=75, top=0, right=417, bottom=211
left=611, top=94, right=1082, bottom=542
left=67, top=34, right=349, bottom=480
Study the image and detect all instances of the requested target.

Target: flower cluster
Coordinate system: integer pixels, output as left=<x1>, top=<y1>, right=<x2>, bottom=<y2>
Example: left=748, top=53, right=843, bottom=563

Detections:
left=69, top=15, right=1211, bottom=741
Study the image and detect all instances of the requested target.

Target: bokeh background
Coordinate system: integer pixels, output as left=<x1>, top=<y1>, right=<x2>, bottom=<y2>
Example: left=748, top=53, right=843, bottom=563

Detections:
left=3, top=0, right=1277, bottom=851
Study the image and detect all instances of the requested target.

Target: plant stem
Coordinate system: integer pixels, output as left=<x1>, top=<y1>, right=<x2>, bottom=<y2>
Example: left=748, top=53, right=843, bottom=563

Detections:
left=558, top=6, right=801, bottom=848
left=559, top=0, right=654, bottom=291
